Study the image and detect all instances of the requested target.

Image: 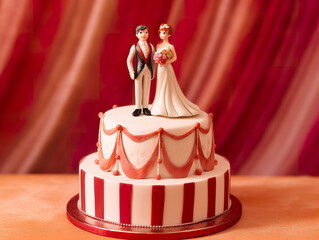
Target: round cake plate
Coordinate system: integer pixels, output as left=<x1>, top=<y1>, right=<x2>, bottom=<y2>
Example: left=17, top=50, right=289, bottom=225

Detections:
left=67, top=194, right=242, bottom=239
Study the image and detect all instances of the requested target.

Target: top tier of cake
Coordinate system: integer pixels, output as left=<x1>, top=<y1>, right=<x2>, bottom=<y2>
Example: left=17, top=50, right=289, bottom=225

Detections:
left=96, top=105, right=216, bottom=179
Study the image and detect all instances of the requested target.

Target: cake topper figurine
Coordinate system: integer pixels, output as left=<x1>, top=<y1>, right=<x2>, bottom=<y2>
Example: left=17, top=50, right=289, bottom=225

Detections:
left=127, top=25, right=156, bottom=117
left=150, top=24, right=200, bottom=117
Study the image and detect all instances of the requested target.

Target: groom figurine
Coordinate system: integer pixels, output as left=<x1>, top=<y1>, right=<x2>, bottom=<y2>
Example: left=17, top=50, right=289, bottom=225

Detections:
left=127, top=25, right=155, bottom=117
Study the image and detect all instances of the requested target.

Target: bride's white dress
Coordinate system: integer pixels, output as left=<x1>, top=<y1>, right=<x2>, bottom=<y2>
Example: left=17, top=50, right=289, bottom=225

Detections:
left=150, top=48, right=200, bottom=117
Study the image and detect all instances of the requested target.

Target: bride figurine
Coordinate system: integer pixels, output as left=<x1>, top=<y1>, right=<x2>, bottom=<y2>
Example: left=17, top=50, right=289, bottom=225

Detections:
left=150, top=24, right=200, bottom=117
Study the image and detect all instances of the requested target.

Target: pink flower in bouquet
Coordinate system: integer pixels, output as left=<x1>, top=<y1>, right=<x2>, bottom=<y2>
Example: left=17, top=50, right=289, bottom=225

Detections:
left=153, top=49, right=171, bottom=65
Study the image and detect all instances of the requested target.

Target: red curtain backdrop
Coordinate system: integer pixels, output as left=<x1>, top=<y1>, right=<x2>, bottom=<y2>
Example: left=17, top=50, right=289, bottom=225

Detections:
left=0, top=0, right=318, bottom=175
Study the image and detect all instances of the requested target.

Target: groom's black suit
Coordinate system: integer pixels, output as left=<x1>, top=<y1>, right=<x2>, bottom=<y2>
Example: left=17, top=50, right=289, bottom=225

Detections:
left=134, top=43, right=153, bottom=79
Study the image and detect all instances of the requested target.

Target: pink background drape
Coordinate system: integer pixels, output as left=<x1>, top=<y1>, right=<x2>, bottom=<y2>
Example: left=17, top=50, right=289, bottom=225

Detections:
left=0, top=0, right=318, bottom=175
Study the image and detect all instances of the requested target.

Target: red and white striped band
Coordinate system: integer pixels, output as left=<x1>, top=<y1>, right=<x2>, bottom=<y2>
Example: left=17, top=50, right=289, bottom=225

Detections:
left=79, top=152, right=230, bottom=227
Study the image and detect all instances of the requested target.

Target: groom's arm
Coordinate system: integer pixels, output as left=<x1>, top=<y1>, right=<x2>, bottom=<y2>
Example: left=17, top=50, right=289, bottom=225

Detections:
left=150, top=43, right=156, bottom=80
left=127, top=45, right=136, bottom=80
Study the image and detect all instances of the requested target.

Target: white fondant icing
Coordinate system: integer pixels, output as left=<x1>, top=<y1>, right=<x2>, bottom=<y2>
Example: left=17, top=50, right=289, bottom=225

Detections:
left=103, top=105, right=209, bottom=135
left=100, top=105, right=214, bottom=178
left=85, top=173, right=95, bottom=217
left=104, top=180, right=119, bottom=223
left=193, top=179, right=208, bottom=222
left=101, top=130, right=117, bottom=159
left=163, top=132, right=195, bottom=167
left=122, top=134, right=157, bottom=168
left=131, top=184, right=152, bottom=225
left=162, top=183, right=183, bottom=225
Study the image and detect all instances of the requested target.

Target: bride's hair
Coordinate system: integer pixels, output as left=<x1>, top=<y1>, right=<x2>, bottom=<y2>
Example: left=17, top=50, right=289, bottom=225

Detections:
left=158, top=24, right=173, bottom=35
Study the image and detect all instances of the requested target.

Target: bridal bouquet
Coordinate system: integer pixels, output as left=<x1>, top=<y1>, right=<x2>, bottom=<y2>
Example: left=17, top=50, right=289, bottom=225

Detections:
left=153, top=49, right=172, bottom=65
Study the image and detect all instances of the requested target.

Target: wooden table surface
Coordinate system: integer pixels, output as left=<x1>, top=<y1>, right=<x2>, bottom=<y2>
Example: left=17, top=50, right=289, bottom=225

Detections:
left=0, top=175, right=318, bottom=240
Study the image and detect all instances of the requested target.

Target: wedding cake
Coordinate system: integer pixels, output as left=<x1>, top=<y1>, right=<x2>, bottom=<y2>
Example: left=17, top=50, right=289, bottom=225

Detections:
left=67, top=24, right=241, bottom=238
left=78, top=105, right=231, bottom=227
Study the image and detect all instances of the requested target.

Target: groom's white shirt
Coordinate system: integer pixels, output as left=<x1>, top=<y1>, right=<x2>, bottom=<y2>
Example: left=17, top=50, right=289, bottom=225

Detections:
left=138, top=40, right=150, bottom=59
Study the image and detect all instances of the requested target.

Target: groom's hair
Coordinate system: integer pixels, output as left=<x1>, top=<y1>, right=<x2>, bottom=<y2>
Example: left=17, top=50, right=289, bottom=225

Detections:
left=136, top=25, right=149, bottom=34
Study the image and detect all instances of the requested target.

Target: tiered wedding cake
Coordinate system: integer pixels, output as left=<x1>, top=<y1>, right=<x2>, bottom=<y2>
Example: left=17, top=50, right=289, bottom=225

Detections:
left=78, top=105, right=231, bottom=227
left=68, top=24, right=241, bottom=238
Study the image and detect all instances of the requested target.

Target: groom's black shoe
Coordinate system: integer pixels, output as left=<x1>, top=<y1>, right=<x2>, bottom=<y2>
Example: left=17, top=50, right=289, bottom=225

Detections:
left=132, top=109, right=142, bottom=117
left=143, top=108, right=152, bottom=116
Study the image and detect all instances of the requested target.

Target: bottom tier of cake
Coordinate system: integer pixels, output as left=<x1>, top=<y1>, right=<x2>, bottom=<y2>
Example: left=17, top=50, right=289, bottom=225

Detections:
left=79, top=152, right=231, bottom=227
